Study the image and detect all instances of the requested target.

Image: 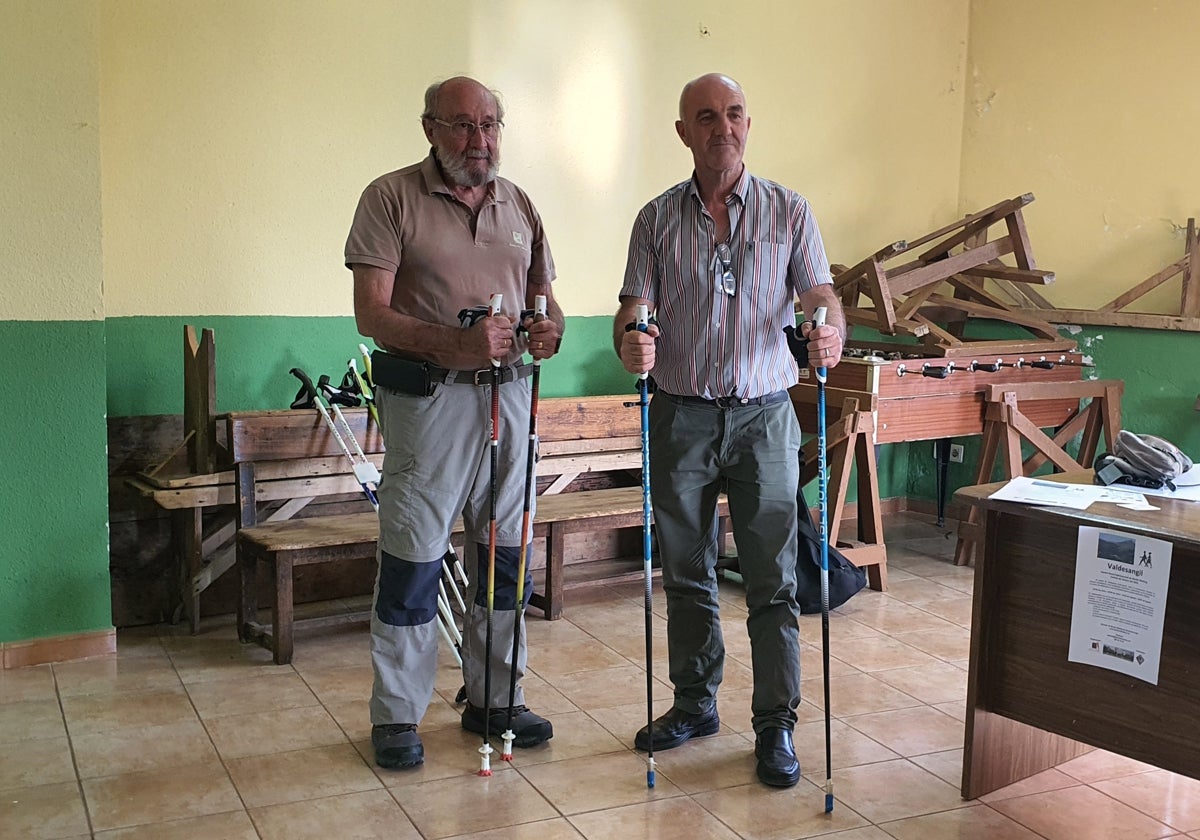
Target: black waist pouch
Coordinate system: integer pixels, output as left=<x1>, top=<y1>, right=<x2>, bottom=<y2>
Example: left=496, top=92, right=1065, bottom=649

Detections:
left=370, top=351, right=434, bottom=397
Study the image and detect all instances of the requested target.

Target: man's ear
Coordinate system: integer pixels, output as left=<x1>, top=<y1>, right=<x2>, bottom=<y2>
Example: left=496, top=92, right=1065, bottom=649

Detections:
left=675, top=120, right=689, bottom=147
left=421, top=118, right=436, bottom=145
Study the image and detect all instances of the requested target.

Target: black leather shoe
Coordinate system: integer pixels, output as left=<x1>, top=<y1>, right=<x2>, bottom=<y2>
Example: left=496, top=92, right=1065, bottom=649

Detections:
left=461, top=703, right=553, bottom=747
left=755, top=727, right=800, bottom=787
left=634, top=706, right=720, bottom=752
left=372, top=723, right=423, bottom=769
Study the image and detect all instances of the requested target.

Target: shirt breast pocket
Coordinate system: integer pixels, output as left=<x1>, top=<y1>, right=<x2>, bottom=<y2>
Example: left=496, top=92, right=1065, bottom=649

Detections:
left=747, top=240, right=792, bottom=286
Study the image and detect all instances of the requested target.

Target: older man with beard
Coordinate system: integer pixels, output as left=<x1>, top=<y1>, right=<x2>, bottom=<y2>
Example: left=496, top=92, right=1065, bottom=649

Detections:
left=346, top=75, right=564, bottom=770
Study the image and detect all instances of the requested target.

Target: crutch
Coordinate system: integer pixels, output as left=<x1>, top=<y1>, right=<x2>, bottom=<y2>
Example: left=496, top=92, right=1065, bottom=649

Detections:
left=501, top=294, right=547, bottom=761
left=479, top=292, right=504, bottom=777
left=812, top=306, right=835, bottom=813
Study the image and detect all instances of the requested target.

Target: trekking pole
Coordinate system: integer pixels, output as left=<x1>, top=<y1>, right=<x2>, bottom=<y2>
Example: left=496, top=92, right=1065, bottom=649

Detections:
left=501, top=294, right=547, bottom=761
left=292, top=367, right=463, bottom=664
left=813, top=306, right=834, bottom=813
left=620, top=304, right=656, bottom=788
left=479, top=292, right=504, bottom=777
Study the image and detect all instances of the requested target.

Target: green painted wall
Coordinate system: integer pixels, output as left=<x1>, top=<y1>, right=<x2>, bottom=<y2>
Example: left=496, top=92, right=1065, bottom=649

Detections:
left=906, top=325, right=1200, bottom=501
left=0, top=321, right=111, bottom=642
left=106, top=315, right=640, bottom=417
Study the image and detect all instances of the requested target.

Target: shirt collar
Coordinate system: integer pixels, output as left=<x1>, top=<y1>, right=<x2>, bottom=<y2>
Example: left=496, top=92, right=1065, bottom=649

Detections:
left=686, top=164, right=750, bottom=206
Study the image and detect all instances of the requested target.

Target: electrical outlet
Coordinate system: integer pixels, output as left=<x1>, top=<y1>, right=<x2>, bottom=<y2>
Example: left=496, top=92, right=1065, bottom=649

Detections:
left=949, top=444, right=965, bottom=463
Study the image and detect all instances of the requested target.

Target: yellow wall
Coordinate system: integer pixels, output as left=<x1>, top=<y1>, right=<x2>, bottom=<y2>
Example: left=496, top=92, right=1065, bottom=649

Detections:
left=962, top=0, right=1200, bottom=312
left=1, top=0, right=102, bottom=322
left=100, top=0, right=968, bottom=318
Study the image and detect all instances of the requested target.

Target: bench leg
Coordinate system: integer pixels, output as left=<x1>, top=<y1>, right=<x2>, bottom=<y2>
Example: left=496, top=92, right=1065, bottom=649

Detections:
left=237, top=542, right=257, bottom=643
left=543, top=525, right=564, bottom=620
left=272, top=555, right=294, bottom=665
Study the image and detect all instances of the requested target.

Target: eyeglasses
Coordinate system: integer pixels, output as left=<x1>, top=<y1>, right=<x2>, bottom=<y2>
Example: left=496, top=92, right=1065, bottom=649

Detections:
left=430, top=118, right=504, bottom=139
left=714, top=242, right=736, bottom=296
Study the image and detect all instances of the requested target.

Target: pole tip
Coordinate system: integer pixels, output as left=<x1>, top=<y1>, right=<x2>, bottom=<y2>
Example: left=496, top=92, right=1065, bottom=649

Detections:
left=824, top=793, right=834, bottom=812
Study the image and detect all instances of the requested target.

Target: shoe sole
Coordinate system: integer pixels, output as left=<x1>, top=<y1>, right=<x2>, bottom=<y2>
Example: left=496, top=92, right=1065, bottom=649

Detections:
left=634, top=718, right=720, bottom=752
left=756, top=765, right=800, bottom=787
left=375, top=753, right=424, bottom=770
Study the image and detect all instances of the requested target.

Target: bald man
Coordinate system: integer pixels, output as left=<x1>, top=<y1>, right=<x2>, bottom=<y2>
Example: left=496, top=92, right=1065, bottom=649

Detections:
left=347, top=76, right=564, bottom=769
left=614, top=73, right=845, bottom=788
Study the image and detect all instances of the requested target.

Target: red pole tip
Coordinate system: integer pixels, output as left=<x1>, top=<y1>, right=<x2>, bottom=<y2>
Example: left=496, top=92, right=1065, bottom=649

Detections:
left=478, top=769, right=493, bottom=777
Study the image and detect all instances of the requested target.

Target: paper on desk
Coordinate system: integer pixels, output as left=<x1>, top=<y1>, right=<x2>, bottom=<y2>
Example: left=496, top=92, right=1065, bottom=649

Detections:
left=987, top=476, right=1148, bottom=510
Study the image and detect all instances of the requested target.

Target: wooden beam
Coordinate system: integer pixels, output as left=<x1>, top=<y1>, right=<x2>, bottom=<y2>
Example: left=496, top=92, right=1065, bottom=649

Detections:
left=1098, top=257, right=1187, bottom=312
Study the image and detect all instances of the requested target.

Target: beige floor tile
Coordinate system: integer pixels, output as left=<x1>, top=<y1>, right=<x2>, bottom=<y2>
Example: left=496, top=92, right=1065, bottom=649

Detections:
left=584, top=697, right=686, bottom=747
left=82, top=760, right=242, bottom=832
left=0, top=664, right=56, bottom=703
left=931, top=700, right=965, bottom=722
left=62, top=687, right=197, bottom=736
left=53, top=655, right=181, bottom=697
left=888, top=625, right=972, bottom=662
left=72, top=719, right=220, bottom=778
left=802, top=614, right=888, bottom=646
left=812, top=672, right=922, bottom=716
left=978, top=767, right=1079, bottom=802
left=830, top=758, right=969, bottom=823
left=251, top=788, right=420, bottom=839
left=796, top=642, right=861, bottom=682
left=0, top=698, right=66, bottom=744
left=526, top=634, right=632, bottom=679
left=880, top=802, right=1043, bottom=838
left=792, top=718, right=900, bottom=771
left=910, top=597, right=974, bottom=628
left=522, top=616, right=599, bottom=647
left=870, top=660, right=968, bottom=705
left=827, top=634, right=940, bottom=673
left=908, top=748, right=963, bottom=786
left=1093, top=769, right=1200, bottom=833
left=0, top=736, right=76, bottom=791
left=0, top=780, right=89, bottom=840
left=567, top=603, right=667, bottom=641
left=1055, top=747, right=1157, bottom=783
left=324, top=699, right=373, bottom=742
left=843, top=705, right=963, bottom=757
left=552, top=664, right=671, bottom=710
left=185, top=668, right=318, bottom=719
left=396, top=766, right=559, bottom=838
left=226, top=743, right=381, bottom=809
left=294, top=663, right=373, bottom=706
left=205, top=704, right=347, bottom=759
left=699, top=779, right=870, bottom=839
left=878, top=578, right=968, bottom=606
left=167, top=639, right=283, bottom=683
left=505, top=709, right=625, bottom=766
left=519, top=750, right=684, bottom=815
left=647, top=733, right=759, bottom=793
left=446, top=817, right=585, bottom=840
left=839, top=600, right=959, bottom=637
left=93, top=810, right=257, bottom=839
left=570, top=796, right=743, bottom=839
left=990, top=783, right=1175, bottom=840
left=807, top=828, right=893, bottom=840
left=595, top=631, right=671, bottom=676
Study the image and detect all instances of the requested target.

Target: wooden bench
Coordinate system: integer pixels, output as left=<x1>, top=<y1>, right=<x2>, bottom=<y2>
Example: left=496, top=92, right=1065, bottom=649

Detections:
left=238, top=487, right=731, bottom=663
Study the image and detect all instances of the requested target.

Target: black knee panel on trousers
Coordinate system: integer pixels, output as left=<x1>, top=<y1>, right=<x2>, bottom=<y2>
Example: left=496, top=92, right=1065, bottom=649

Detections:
left=473, top=544, right=534, bottom=610
left=375, top=551, right=442, bottom=626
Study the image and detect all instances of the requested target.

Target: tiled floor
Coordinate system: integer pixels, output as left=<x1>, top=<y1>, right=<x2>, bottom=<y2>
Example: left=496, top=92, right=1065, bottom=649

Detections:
left=4, top=512, right=1200, bottom=839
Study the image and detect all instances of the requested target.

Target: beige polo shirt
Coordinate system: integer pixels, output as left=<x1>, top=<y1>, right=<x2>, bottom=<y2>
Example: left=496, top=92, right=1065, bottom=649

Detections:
left=345, top=153, right=556, bottom=360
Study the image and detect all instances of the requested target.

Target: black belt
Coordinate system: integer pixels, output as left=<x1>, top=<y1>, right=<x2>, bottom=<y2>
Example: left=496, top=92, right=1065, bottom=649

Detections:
left=427, top=364, right=533, bottom=386
left=667, top=390, right=789, bottom=408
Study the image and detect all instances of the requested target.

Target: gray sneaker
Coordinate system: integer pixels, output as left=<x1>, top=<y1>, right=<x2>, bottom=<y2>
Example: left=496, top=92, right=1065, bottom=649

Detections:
left=372, top=723, right=423, bottom=769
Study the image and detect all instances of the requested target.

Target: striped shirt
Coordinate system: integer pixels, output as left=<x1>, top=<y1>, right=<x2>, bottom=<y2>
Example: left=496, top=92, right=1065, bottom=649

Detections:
left=619, top=167, right=832, bottom=400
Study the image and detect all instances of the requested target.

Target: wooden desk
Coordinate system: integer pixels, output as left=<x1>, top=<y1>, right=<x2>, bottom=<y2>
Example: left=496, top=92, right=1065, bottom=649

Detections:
left=956, top=473, right=1200, bottom=799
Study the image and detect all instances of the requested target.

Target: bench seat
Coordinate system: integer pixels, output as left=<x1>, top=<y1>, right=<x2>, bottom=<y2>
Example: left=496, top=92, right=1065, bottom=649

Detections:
left=237, top=486, right=729, bottom=663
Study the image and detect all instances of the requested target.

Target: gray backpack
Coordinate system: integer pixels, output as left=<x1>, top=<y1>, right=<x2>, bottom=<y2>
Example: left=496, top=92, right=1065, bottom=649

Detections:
left=1095, top=431, right=1193, bottom=490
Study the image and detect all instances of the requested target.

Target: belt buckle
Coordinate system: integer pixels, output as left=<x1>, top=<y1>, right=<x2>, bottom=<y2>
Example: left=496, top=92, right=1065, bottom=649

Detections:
left=473, top=367, right=508, bottom=385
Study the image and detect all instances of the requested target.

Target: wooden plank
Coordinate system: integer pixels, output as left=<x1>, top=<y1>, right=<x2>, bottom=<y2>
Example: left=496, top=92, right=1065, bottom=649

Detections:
left=961, top=265, right=1055, bottom=285
left=1098, top=257, right=1187, bottom=312
left=1019, top=307, right=1200, bottom=331
left=888, top=238, right=1011, bottom=297
left=1183, top=218, right=1200, bottom=318
left=893, top=194, right=1032, bottom=254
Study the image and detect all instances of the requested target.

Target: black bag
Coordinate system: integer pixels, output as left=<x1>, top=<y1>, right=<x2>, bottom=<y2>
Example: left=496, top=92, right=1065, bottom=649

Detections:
left=795, top=496, right=867, bottom=614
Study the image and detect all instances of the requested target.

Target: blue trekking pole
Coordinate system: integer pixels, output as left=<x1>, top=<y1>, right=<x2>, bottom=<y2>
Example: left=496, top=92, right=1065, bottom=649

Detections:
left=629, top=304, right=656, bottom=788
left=813, top=305, right=834, bottom=813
